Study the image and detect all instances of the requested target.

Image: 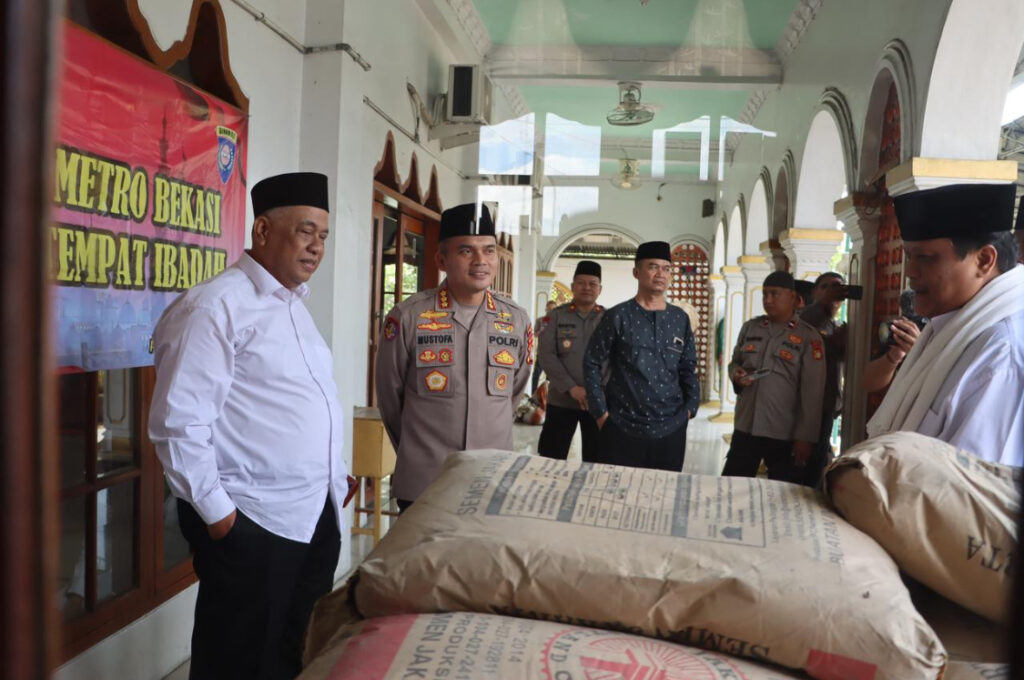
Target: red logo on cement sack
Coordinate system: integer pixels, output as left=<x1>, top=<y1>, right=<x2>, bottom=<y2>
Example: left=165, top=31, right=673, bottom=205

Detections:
left=541, top=629, right=751, bottom=680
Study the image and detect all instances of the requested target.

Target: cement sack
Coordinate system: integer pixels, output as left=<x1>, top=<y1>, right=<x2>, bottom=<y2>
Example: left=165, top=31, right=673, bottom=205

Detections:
left=355, top=451, right=946, bottom=680
left=299, top=611, right=807, bottom=680
left=911, top=586, right=1008, bottom=664
left=943, top=663, right=1010, bottom=680
left=825, top=432, right=1020, bottom=622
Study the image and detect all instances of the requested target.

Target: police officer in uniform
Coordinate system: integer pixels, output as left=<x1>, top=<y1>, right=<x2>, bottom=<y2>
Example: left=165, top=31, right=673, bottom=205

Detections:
left=375, top=204, right=533, bottom=509
left=721, top=270, right=826, bottom=483
left=536, top=260, right=605, bottom=461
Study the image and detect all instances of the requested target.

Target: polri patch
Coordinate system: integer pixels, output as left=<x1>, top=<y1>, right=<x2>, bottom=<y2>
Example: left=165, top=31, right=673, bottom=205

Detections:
left=424, top=370, right=448, bottom=392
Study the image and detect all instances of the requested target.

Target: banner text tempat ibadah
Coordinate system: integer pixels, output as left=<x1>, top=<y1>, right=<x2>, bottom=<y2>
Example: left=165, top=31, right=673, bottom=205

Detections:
left=52, top=21, right=247, bottom=371
left=52, top=146, right=229, bottom=292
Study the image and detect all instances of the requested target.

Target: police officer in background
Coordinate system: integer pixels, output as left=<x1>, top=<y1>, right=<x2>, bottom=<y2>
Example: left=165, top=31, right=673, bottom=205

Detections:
left=536, top=260, right=605, bottom=461
left=375, top=204, right=533, bottom=509
left=799, top=271, right=848, bottom=486
left=721, top=271, right=825, bottom=483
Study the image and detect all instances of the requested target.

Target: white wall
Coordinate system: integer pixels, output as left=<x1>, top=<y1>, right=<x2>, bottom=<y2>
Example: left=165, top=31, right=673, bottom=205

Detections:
left=538, top=182, right=717, bottom=270
left=552, top=258, right=638, bottom=310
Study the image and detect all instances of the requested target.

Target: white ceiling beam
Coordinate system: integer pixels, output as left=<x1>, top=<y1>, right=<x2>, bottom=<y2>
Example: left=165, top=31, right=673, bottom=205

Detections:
left=485, top=44, right=782, bottom=89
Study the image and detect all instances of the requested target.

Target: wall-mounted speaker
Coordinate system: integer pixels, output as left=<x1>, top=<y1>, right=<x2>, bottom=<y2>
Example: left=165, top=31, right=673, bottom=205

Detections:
left=701, top=199, right=715, bottom=218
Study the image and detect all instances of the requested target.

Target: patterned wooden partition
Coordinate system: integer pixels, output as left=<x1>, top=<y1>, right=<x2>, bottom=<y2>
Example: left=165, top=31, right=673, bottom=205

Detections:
left=669, top=243, right=711, bottom=385
left=867, top=82, right=904, bottom=416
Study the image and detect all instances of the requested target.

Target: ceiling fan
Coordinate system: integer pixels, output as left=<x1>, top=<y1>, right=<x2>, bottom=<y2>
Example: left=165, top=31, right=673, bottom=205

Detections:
left=611, top=157, right=643, bottom=190
left=606, top=81, right=655, bottom=126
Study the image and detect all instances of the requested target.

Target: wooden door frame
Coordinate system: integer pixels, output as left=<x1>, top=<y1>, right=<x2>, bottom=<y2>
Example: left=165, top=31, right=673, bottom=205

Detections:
left=2, top=1, right=62, bottom=676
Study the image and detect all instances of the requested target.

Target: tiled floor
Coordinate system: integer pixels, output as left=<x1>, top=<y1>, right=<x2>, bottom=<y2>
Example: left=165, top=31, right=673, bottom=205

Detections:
left=162, top=403, right=732, bottom=680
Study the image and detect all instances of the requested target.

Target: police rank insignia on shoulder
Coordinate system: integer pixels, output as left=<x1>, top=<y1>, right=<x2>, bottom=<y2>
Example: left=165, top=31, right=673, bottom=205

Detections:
left=424, top=370, right=448, bottom=392
left=383, top=317, right=398, bottom=341
left=419, top=310, right=450, bottom=320
left=494, top=321, right=514, bottom=334
left=812, top=340, right=824, bottom=360
left=417, top=321, right=453, bottom=331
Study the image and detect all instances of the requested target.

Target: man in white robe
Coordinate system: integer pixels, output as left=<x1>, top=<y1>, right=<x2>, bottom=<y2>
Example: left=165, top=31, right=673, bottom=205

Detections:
left=867, top=183, right=1024, bottom=467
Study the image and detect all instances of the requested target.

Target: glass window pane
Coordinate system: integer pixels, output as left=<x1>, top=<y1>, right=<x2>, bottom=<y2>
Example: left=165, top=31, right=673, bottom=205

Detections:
left=162, top=480, right=191, bottom=570
left=60, top=434, right=87, bottom=488
left=96, top=482, right=137, bottom=604
left=97, top=369, right=136, bottom=478
left=59, top=373, right=91, bottom=488
left=381, top=293, right=396, bottom=319
left=59, top=496, right=88, bottom=621
left=402, top=233, right=425, bottom=295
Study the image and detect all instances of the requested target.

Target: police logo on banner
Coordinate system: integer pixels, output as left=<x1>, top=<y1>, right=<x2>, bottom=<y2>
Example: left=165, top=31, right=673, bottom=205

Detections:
left=216, top=126, right=238, bottom=183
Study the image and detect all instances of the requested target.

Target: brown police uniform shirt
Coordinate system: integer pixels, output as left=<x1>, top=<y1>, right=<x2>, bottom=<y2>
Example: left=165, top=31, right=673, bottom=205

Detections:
left=375, top=282, right=533, bottom=501
left=537, top=302, right=605, bottom=410
left=728, top=314, right=826, bottom=443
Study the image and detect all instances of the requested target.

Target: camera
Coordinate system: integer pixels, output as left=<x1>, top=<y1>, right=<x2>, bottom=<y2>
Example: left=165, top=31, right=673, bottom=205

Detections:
left=878, top=290, right=928, bottom=348
left=843, top=284, right=864, bottom=301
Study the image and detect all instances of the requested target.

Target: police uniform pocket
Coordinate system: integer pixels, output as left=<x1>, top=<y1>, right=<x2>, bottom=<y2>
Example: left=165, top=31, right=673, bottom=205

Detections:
left=487, top=366, right=512, bottom=397
left=556, top=332, right=577, bottom=356
left=417, top=367, right=453, bottom=397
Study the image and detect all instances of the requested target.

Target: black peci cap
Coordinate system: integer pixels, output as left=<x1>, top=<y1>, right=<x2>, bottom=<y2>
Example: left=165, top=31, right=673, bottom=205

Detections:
left=763, top=270, right=795, bottom=289
left=635, top=241, right=672, bottom=263
left=439, top=203, right=496, bottom=241
left=251, top=172, right=329, bottom=217
left=573, top=260, right=602, bottom=279
left=893, top=183, right=1016, bottom=241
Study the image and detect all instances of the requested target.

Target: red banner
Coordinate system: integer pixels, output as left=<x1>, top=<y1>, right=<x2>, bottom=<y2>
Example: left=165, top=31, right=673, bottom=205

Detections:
left=52, top=21, right=248, bottom=370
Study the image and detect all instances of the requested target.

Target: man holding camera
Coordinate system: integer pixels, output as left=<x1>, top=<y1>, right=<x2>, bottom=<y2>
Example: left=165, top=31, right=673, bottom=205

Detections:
left=866, top=184, right=1024, bottom=467
left=721, top=271, right=826, bottom=482
left=798, top=272, right=849, bottom=486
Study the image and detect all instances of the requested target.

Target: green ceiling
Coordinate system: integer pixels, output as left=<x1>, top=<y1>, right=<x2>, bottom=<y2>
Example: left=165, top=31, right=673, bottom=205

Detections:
left=474, top=0, right=799, bottom=49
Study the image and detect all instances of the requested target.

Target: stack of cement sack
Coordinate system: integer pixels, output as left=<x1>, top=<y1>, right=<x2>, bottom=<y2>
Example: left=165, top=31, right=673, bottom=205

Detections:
left=301, top=431, right=1016, bottom=679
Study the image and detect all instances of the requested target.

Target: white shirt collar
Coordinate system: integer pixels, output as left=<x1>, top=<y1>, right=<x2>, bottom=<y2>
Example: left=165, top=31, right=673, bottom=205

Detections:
left=237, top=251, right=310, bottom=300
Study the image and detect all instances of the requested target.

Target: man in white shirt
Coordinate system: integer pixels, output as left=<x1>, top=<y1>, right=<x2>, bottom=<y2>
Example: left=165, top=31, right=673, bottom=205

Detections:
left=149, top=172, right=349, bottom=679
left=866, top=184, right=1024, bottom=467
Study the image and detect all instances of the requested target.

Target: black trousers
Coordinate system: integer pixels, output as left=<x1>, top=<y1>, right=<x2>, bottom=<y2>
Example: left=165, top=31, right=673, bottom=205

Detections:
left=178, top=498, right=340, bottom=680
left=800, top=415, right=836, bottom=488
left=721, top=430, right=801, bottom=483
left=537, top=403, right=601, bottom=462
left=594, top=418, right=688, bottom=472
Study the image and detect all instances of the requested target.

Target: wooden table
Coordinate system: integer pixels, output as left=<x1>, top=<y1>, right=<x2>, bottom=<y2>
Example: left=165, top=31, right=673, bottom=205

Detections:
left=351, top=407, right=398, bottom=546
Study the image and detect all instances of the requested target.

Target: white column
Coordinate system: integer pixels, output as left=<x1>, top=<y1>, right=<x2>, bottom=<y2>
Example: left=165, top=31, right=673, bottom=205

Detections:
left=779, top=228, right=845, bottom=281
left=515, top=216, right=538, bottom=313
left=738, top=255, right=771, bottom=322
left=704, top=274, right=726, bottom=405
left=710, top=266, right=745, bottom=423
left=834, top=194, right=881, bottom=449
left=534, top=271, right=557, bottom=316
left=760, top=239, right=788, bottom=272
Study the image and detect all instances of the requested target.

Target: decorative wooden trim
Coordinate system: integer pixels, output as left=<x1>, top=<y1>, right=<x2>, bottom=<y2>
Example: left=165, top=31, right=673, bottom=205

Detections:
left=401, top=153, right=423, bottom=204
left=373, top=182, right=442, bottom=222
left=423, top=166, right=444, bottom=214
left=82, top=0, right=249, bottom=111
left=373, top=132, right=401, bottom=192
